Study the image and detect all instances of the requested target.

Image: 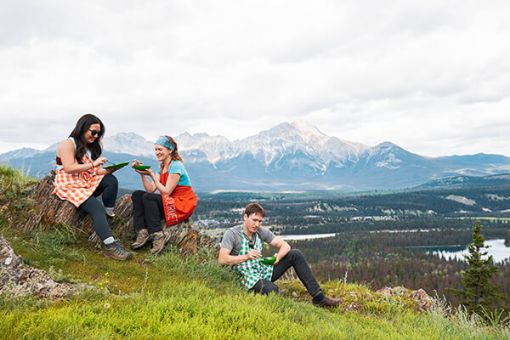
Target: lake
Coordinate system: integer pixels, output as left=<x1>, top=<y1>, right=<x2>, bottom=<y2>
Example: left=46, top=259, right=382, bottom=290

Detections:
left=426, top=239, right=510, bottom=263
left=279, top=233, right=336, bottom=241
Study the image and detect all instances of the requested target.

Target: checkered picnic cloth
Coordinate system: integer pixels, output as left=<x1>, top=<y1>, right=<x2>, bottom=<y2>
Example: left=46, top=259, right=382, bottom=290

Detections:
left=233, top=232, right=273, bottom=289
left=52, top=154, right=104, bottom=208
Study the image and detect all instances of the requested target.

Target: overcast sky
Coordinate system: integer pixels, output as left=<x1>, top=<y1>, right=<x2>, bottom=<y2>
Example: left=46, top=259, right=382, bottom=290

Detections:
left=1, top=0, right=509, bottom=156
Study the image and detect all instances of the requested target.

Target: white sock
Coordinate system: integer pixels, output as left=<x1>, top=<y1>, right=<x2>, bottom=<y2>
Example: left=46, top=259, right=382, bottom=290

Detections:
left=103, top=237, right=115, bottom=245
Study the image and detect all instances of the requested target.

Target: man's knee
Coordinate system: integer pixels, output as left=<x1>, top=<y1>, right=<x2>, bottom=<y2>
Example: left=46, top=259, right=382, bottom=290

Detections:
left=288, top=249, right=304, bottom=260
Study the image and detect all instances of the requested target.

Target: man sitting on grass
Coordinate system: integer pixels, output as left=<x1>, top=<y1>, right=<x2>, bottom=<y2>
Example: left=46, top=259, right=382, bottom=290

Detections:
left=218, top=202, right=340, bottom=307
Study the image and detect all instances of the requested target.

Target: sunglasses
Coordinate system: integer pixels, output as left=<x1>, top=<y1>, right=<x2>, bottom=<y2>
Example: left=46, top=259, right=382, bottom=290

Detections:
left=248, top=238, right=255, bottom=249
left=88, top=129, right=101, bottom=137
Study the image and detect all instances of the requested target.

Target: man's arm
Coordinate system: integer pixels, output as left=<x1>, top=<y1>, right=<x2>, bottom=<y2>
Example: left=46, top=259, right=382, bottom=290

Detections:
left=270, top=237, right=291, bottom=264
left=218, top=247, right=262, bottom=266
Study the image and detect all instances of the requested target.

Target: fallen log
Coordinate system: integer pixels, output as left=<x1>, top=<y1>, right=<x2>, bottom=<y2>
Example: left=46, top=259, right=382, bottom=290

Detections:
left=20, top=172, right=217, bottom=255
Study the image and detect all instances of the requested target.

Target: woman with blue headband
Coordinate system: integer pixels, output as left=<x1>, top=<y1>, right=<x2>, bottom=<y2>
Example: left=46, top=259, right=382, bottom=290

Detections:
left=130, top=135, right=197, bottom=255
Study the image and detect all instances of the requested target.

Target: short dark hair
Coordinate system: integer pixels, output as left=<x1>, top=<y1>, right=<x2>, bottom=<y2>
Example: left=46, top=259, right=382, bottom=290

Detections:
left=244, top=203, right=265, bottom=218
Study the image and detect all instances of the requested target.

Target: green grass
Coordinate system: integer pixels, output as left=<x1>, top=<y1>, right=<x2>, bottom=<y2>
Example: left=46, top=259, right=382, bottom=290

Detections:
left=1, top=166, right=510, bottom=338
left=1, top=228, right=509, bottom=339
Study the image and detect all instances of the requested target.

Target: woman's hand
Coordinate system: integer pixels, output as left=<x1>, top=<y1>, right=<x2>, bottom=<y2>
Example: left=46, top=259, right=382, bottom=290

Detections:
left=146, top=168, right=156, bottom=178
left=132, top=159, right=151, bottom=175
left=93, top=156, right=107, bottom=167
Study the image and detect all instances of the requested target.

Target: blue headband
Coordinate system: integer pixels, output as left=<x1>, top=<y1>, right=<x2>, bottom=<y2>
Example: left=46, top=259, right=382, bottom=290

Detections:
left=155, top=136, right=175, bottom=150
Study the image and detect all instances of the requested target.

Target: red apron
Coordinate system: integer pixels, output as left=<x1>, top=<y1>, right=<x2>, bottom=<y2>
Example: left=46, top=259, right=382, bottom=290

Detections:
left=159, top=172, right=197, bottom=226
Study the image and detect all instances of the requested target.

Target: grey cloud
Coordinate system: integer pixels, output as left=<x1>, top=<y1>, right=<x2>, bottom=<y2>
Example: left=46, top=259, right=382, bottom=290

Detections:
left=1, top=1, right=510, bottom=157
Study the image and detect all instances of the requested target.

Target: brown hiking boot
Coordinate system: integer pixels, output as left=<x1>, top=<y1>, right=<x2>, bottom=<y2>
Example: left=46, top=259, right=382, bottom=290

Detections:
left=313, top=295, right=341, bottom=308
left=131, top=229, right=150, bottom=250
left=104, top=241, right=133, bottom=261
left=150, top=230, right=171, bottom=255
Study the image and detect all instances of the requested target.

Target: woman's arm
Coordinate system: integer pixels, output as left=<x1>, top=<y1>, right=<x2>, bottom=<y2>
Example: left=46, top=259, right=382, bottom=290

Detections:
left=148, top=170, right=180, bottom=195
left=131, top=160, right=156, bottom=192
left=140, top=173, right=156, bottom=192
left=58, top=140, right=105, bottom=174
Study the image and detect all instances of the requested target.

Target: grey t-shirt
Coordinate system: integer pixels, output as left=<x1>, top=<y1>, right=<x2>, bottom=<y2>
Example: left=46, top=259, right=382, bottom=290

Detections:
left=220, top=225, right=276, bottom=256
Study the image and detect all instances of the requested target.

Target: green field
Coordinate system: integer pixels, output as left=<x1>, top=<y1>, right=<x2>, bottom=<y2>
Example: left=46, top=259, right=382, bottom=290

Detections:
left=1, top=228, right=509, bottom=339
left=1, top=165, right=509, bottom=338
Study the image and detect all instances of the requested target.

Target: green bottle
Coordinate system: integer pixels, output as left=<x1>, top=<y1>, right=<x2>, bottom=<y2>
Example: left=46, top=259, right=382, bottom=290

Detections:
left=260, top=255, right=276, bottom=265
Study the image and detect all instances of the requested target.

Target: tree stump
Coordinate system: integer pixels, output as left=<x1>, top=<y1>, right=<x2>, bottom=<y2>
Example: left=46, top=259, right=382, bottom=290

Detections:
left=21, top=172, right=94, bottom=235
left=21, top=172, right=218, bottom=256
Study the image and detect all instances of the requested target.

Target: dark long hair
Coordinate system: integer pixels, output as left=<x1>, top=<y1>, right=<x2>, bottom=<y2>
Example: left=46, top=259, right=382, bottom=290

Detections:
left=69, top=114, right=105, bottom=163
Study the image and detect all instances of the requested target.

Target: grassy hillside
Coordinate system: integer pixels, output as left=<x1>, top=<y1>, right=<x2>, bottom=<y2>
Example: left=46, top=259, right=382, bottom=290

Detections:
left=1, top=165, right=509, bottom=339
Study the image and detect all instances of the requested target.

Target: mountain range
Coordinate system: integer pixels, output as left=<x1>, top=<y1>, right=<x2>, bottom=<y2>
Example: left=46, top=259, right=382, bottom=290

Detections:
left=1, top=121, right=509, bottom=192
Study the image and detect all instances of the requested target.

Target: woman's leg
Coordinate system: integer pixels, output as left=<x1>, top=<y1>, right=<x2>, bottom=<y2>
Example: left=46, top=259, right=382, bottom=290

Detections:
left=141, top=192, right=164, bottom=234
left=93, top=174, right=118, bottom=208
left=79, top=196, right=113, bottom=242
left=131, top=190, right=148, bottom=233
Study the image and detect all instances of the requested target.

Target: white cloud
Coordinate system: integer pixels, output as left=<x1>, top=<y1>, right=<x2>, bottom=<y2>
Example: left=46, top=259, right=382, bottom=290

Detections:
left=0, top=0, right=509, bottom=157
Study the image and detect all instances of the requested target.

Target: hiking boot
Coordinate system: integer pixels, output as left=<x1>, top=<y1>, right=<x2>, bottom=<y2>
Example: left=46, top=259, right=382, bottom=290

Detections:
left=131, top=229, right=150, bottom=250
left=150, top=230, right=171, bottom=255
left=313, top=295, right=341, bottom=308
left=104, top=241, right=133, bottom=261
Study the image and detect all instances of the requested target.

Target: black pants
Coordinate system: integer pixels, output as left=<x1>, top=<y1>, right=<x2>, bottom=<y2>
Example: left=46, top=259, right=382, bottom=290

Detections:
left=78, top=174, right=118, bottom=241
left=132, top=190, right=164, bottom=234
left=249, top=249, right=322, bottom=297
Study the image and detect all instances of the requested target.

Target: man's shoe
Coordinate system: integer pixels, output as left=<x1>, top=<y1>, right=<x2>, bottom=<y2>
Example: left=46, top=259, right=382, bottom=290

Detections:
left=104, top=241, right=133, bottom=261
left=150, top=230, right=171, bottom=255
left=131, top=229, right=150, bottom=250
left=313, top=295, right=341, bottom=308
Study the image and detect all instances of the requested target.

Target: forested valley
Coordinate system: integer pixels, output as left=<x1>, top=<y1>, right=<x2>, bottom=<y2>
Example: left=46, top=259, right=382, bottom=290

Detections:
left=196, top=186, right=510, bottom=311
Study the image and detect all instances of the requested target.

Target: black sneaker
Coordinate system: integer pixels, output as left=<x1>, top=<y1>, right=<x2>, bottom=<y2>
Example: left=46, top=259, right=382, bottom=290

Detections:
left=313, top=295, right=341, bottom=308
left=104, top=241, right=133, bottom=261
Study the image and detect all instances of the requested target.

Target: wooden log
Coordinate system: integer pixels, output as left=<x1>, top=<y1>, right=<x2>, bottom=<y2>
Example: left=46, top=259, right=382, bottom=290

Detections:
left=22, top=172, right=93, bottom=235
left=21, top=172, right=218, bottom=256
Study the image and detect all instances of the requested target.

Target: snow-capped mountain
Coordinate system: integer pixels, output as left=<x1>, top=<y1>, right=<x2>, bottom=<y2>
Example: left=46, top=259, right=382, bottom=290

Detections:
left=1, top=121, right=509, bottom=192
left=176, top=120, right=368, bottom=173
left=176, top=132, right=235, bottom=163
left=0, top=148, right=42, bottom=161
left=103, top=132, right=154, bottom=157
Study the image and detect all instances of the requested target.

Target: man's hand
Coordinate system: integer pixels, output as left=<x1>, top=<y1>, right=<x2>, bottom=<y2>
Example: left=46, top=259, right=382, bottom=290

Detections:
left=246, top=249, right=262, bottom=260
left=272, top=253, right=280, bottom=265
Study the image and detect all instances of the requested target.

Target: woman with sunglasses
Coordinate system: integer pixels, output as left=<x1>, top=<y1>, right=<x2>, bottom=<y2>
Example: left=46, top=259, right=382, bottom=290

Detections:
left=53, top=114, right=132, bottom=261
left=130, top=135, right=197, bottom=255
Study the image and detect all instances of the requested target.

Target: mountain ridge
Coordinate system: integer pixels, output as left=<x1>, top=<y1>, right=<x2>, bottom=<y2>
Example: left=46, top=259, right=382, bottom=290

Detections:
left=1, top=121, right=509, bottom=192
